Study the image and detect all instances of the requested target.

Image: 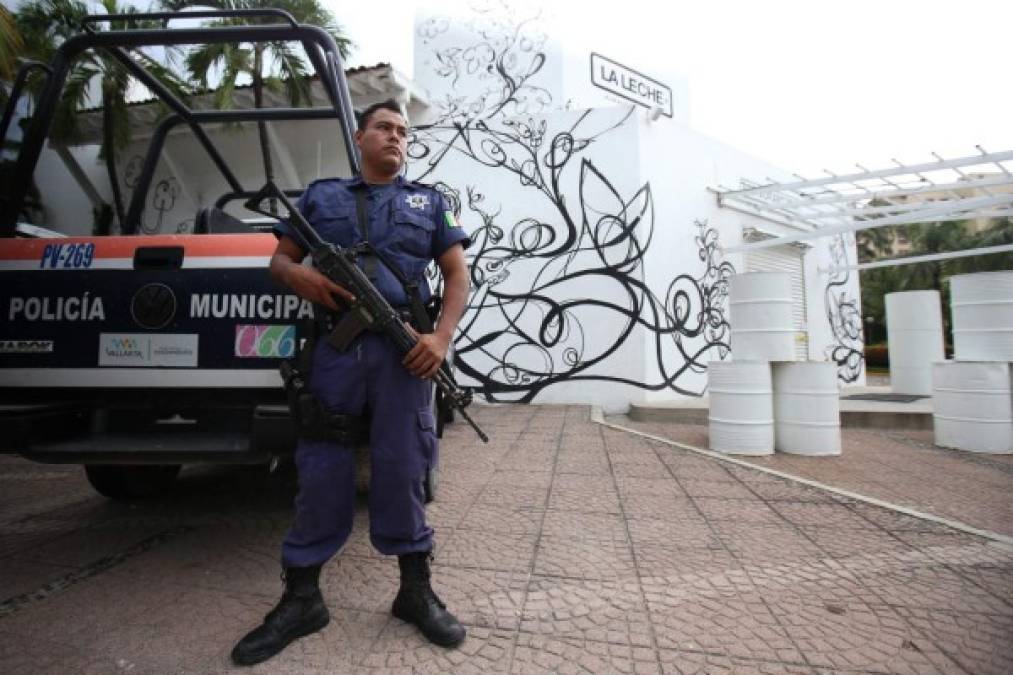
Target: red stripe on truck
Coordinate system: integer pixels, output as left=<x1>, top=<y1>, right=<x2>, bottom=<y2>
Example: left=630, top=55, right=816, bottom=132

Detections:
left=0, top=234, right=278, bottom=261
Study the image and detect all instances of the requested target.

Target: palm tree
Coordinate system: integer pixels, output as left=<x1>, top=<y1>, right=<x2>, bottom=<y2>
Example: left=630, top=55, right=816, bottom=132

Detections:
left=161, top=0, right=351, bottom=197
left=0, top=5, right=23, bottom=85
left=16, top=0, right=188, bottom=229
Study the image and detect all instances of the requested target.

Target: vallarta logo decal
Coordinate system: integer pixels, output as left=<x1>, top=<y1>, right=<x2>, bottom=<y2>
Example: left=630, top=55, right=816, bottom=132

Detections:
left=99, top=334, right=198, bottom=367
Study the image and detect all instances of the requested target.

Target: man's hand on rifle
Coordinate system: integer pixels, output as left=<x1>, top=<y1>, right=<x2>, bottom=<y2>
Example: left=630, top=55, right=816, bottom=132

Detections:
left=270, top=236, right=355, bottom=310
left=403, top=325, right=450, bottom=379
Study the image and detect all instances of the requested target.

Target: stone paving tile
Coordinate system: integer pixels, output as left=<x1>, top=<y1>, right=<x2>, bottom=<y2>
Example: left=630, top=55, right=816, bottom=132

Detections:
left=711, top=522, right=825, bottom=565
left=656, top=649, right=816, bottom=674
left=759, top=589, right=962, bottom=674
left=428, top=565, right=528, bottom=631
left=511, top=634, right=660, bottom=674
left=477, top=483, right=551, bottom=510
left=99, top=585, right=334, bottom=674
left=457, top=503, right=545, bottom=536
left=737, top=558, right=862, bottom=594
left=358, top=623, right=516, bottom=673
left=621, top=494, right=698, bottom=522
left=0, top=557, right=76, bottom=600
left=645, top=590, right=805, bottom=663
left=533, top=535, right=637, bottom=581
left=894, top=606, right=1013, bottom=675
left=660, top=456, right=738, bottom=483
left=955, top=563, right=1013, bottom=600
left=520, top=576, right=652, bottom=646
left=627, top=517, right=720, bottom=549
left=546, top=485, right=623, bottom=514
left=426, top=479, right=484, bottom=505
left=497, top=455, right=556, bottom=473
left=0, top=559, right=181, bottom=643
left=679, top=479, right=755, bottom=500
left=424, top=499, right=470, bottom=531
left=633, top=543, right=742, bottom=578
left=554, top=453, right=612, bottom=475
left=617, top=416, right=1013, bottom=538
left=439, top=529, right=539, bottom=573
left=12, top=521, right=179, bottom=569
left=798, top=525, right=915, bottom=559
left=552, top=473, right=618, bottom=494
left=541, top=510, right=629, bottom=542
left=854, top=561, right=1012, bottom=615
left=768, top=501, right=873, bottom=529
left=0, top=630, right=129, bottom=675
left=692, top=498, right=786, bottom=526
left=740, top=479, right=835, bottom=503
left=889, top=529, right=992, bottom=553
left=615, top=476, right=687, bottom=498
left=492, top=470, right=555, bottom=489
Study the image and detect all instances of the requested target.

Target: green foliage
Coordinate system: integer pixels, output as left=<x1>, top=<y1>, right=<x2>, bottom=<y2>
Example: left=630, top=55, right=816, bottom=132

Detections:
left=859, top=218, right=1013, bottom=343
left=864, top=343, right=889, bottom=368
left=11, top=0, right=190, bottom=228
left=161, top=0, right=352, bottom=190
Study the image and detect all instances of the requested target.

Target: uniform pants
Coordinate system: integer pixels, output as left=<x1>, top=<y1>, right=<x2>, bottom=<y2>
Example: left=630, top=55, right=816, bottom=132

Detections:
left=281, top=332, right=437, bottom=567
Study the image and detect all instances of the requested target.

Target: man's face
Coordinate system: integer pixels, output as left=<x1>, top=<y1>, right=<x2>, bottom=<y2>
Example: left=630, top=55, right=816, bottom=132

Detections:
left=355, top=108, right=408, bottom=175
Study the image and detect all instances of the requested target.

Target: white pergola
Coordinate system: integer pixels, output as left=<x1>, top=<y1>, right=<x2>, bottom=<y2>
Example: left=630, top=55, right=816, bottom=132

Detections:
left=713, top=147, right=1013, bottom=270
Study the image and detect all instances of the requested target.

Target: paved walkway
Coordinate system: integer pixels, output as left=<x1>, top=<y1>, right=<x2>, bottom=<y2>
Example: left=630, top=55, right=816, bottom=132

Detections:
left=1, top=404, right=1011, bottom=673
left=610, top=418, right=1013, bottom=540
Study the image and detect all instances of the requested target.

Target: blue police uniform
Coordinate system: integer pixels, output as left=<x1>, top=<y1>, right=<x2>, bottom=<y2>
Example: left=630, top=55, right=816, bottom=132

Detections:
left=273, top=175, right=470, bottom=566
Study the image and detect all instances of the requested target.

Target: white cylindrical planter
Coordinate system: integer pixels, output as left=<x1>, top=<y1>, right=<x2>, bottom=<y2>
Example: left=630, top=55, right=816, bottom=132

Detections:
left=951, top=271, right=1013, bottom=361
left=933, top=361, right=1013, bottom=454
left=886, top=290, right=944, bottom=395
left=729, top=272, right=796, bottom=361
left=708, top=361, right=774, bottom=456
left=772, top=362, right=841, bottom=456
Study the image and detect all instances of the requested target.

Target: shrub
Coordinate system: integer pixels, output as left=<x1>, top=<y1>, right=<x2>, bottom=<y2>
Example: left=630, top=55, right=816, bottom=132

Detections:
left=864, top=343, right=889, bottom=368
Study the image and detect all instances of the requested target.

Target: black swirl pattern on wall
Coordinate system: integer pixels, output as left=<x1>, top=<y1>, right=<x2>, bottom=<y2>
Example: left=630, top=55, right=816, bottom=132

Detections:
left=413, top=6, right=733, bottom=402
left=824, top=234, right=864, bottom=382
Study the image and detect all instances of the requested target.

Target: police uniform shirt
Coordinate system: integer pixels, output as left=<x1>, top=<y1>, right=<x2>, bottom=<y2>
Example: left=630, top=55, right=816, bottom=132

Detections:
left=273, top=176, right=471, bottom=307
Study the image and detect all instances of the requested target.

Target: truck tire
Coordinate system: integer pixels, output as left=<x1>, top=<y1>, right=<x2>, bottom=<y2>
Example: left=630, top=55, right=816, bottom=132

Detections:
left=84, top=464, right=182, bottom=500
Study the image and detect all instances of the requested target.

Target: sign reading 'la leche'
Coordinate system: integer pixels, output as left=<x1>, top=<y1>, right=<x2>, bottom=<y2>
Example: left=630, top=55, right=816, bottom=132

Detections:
left=591, top=53, right=673, bottom=119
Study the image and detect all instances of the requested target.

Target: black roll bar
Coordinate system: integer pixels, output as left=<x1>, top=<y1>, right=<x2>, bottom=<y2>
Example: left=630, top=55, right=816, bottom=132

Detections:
left=126, top=107, right=341, bottom=229
left=0, top=61, right=53, bottom=150
left=81, top=9, right=299, bottom=29
left=1, top=12, right=359, bottom=235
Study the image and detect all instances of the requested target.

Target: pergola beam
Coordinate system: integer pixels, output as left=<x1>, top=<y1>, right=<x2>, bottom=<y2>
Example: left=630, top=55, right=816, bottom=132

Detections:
left=722, top=149, right=1013, bottom=199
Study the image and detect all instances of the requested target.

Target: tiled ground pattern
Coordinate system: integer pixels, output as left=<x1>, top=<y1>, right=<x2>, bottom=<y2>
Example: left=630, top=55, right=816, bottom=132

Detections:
left=0, top=404, right=1010, bottom=673
left=617, top=418, right=1013, bottom=539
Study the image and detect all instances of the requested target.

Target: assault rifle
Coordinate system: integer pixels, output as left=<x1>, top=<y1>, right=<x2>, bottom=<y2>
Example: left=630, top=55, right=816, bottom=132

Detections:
left=246, top=181, right=489, bottom=443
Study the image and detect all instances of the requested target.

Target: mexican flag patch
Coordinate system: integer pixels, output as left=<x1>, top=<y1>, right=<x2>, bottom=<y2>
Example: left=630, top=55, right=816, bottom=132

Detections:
left=443, top=211, right=460, bottom=228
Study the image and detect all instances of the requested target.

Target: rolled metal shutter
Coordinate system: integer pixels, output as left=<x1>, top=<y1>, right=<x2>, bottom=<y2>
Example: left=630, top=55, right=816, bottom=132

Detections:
left=746, top=246, right=808, bottom=360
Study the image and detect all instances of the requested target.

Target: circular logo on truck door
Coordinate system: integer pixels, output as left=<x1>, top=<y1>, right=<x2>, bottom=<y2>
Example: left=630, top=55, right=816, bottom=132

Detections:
left=131, top=283, right=177, bottom=329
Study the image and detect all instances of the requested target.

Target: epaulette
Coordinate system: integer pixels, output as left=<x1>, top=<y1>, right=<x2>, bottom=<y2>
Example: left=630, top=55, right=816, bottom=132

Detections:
left=403, top=178, right=436, bottom=191
left=304, top=177, right=352, bottom=190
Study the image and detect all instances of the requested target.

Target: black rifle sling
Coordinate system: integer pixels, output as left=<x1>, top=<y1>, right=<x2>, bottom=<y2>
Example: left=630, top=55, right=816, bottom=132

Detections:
left=354, top=186, right=433, bottom=333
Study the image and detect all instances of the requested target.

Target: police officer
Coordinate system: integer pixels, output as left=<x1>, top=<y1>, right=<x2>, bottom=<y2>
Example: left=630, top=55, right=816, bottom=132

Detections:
left=231, top=100, right=472, bottom=666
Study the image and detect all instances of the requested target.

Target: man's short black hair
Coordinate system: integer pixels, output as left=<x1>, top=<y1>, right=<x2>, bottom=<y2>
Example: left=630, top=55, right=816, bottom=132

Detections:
left=357, top=99, right=404, bottom=130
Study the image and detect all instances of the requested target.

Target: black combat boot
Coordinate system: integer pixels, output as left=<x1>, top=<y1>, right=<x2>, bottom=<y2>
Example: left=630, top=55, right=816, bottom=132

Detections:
left=391, top=551, right=466, bottom=647
left=230, top=565, right=329, bottom=666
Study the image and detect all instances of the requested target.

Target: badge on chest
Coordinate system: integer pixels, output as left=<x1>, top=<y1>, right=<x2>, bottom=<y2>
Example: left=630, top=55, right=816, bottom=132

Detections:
left=405, top=193, right=430, bottom=210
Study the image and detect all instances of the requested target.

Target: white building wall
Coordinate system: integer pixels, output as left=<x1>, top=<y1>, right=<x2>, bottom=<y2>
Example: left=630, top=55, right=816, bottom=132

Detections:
left=412, top=2, right=865, bottom=410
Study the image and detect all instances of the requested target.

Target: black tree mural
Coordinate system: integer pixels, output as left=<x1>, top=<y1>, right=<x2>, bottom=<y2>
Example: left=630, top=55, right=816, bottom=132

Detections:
left=413, top=3, right=734, bottom=402
left=825, top=233, right=864, bottom=382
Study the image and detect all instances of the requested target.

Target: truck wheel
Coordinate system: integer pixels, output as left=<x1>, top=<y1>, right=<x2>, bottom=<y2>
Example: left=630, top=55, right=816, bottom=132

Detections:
left=424, top=464, right=439, bottom=504
left=84, top=464, right=181, bottom=500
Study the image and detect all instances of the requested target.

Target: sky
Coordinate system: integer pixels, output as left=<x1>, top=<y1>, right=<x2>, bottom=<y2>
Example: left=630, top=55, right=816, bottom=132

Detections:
left=329, top=0, right=1013, bottom=177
